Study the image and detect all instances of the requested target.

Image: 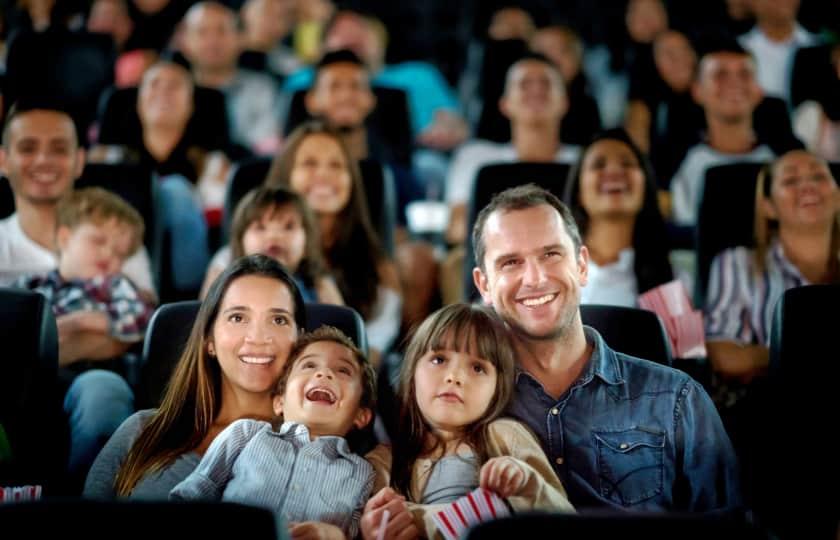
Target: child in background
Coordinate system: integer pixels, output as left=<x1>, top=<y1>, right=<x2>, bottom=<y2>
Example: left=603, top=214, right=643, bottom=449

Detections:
left=201, top=186, right=343, bottom=305
left=17, top=187, right=155, bottom=366
left=16, top=187, right=156, bottom=477
left=171, top=326, right=377, bottom=540
left=368, top=303, right=574, bottom=538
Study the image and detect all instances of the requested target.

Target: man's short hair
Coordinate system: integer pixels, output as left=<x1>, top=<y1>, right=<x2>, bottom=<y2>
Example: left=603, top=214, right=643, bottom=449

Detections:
left=694, top=34, right=755, bottom=78
left=316, top=49, right=366, bottom=72
left=276, top=325, right=376, bottom=412
left=2, top=101, right=79, bottom=149
left=472, top=183, right=581, bottom=270
left=504, top=52, right=566, bottom=94
left=57, top=187, right=145, bottom=256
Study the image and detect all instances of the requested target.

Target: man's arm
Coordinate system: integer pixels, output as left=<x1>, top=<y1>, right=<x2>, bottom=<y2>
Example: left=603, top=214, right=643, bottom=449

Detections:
left=674, top=379, right=743, bottom=513
left=57, top=312, right=131, bottom=366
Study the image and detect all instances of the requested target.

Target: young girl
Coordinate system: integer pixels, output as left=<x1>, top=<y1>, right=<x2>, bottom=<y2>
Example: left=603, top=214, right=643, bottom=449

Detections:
left=201, top=186, right=343, bottom=304
left=367, top=303, right=573, bottom=538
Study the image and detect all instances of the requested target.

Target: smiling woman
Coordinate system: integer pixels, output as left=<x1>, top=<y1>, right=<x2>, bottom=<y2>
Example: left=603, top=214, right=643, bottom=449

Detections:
left=83, top=254, right=306, bottom=499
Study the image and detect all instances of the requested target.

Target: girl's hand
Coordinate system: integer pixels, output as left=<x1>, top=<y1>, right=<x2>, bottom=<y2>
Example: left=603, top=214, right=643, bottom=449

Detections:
left=289, top=521, right=345, bottom=540
left=479, top=457, right=527, bottom=499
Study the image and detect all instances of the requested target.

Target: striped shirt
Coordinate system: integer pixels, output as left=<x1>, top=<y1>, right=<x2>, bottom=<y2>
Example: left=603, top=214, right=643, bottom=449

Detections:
left=705, top=240, right=808, bottom=345
left=170, top=419, right=373, bottom=539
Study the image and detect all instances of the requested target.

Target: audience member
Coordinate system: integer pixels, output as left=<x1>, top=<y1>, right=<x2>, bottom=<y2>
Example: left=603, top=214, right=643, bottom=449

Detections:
left=0, top=104, right=155, bottom=293
left=563, top=129, right=673, bottom=307
left=239, top=0, right=301, bottom=78
left=16, top=187, right=155, bottom=475
left=180, top=1, right=282, bottom=155
left=267, top=121, right=401, bottom=362
left=363, top=303, right=573, bottom=540
left=171, top=325, right=376, bottom=539
left=446, top=54, right=579, bottom=246
left=705, top=150, right=839, bottom=407
left=84, top=255, right=306, bottom=498
left=670, top=41, right=772, bottom=226
left=472, top=184, right=741, bottom=511
left=738, top=0, right=818, bottom=105
left=87, top=0, right=134, bottom=52
left=201, top=186, right=343, bottom=305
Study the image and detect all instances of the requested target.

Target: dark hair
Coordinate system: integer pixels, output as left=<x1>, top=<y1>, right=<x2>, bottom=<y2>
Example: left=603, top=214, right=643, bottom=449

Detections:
left=2, top=101, right=79, bottom=149
left=563, top=128, right=673, bottom=294
left=57, top=187, right=145, bottom=257
left=694, top=33, right=754, bottom=78
left=390, top=303, right=517, bottom=499
left=114, top=254, right=305, bottom=495
left=265, top=120, right=385, bottom=318
left=316, top=48, right=366, bottom=71
left=473, top=183, right=581, bottom=270
left=275, top=324, right=376, bottom=415
left=230, top=186, right=328, bottom=289
left=504, top=51, right=566, bottom=93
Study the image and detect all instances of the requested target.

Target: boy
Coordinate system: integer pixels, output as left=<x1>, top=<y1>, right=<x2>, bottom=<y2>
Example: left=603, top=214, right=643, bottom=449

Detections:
left=17, top=187, right=155, bottom=366
left=171, top=326, right=377, bottom=540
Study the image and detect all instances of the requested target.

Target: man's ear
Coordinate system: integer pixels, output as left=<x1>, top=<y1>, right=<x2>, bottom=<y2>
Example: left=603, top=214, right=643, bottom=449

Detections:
left=0, top=147, right=6, bottom=177
left=73, top=147, right=86, bottom=180
left=273, top=394, right=284, bottom=417
left=353, top=407, right=373, bottom=430
left=577, top=245, right=589, bottom=287
left=473, top=266, right=492, bottom=304
left=361, top=89, right=377, bottom=118
left=498, top=95, right=511, bottom=120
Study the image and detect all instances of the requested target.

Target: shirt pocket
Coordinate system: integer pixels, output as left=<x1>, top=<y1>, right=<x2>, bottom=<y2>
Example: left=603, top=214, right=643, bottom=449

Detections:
left=593, top=427, right=665, bottom=506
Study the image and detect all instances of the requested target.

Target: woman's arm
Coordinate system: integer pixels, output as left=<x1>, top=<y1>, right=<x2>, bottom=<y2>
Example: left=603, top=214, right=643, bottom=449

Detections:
left=315, top=276, right=345, bottom=306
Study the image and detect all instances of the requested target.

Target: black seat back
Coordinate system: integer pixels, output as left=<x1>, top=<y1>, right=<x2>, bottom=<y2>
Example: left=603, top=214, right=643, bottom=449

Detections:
left=0, top=177, right=13, bottom=220
left=695, top=162, right=764, bottom=306
left=0, top=500, right=277, bottom=538
left=580, top=304, right=673, bottom=367
left=464, top=162, right=571, bottom=300
left=0, top=288, right=64, bottom=489
left=139, top=300, right=368, bottom=409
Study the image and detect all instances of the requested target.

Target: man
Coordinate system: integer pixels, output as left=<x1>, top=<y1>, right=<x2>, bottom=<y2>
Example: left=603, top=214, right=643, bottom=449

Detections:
left=471, top=184, right=741, bottom=512
left=669, top=42, right=773, bottom=226
left=305, top=49, right=437, bottom=331
left=445, top=53, right=578, bottom=245
left=180, top=1, right=281, bottom=155
left=738, top=0, right=818, bottom=105
left=0, top=104, right=142, bottom=479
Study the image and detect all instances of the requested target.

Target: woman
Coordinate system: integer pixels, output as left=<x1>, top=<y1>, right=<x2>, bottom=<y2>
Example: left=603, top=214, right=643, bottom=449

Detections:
left=266, top=121, right=401, bottom=362
left=563, top=128, right=673, bottom=307
left=83, top=254, right=306, bottom=498
left=96, top=57, right=225, bottom=293
left=705, top=150, right=840, bottom=398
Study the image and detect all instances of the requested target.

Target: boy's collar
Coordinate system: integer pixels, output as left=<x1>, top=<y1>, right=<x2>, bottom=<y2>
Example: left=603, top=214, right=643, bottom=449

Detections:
left=277, top=420, right=356, bottom=458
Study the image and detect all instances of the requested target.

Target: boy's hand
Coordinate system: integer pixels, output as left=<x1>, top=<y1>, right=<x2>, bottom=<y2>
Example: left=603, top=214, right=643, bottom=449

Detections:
left=289, top=521, right=345, bottom=540
left=57, top=311, right=109, bottom=338
left=360, top=487, right=419, bottom=540
left=479, top=457, right=527, bottom=499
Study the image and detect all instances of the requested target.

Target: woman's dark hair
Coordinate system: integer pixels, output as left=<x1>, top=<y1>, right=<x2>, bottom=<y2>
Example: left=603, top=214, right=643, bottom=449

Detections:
left=265, top=120, right=385, bottom=318
left=390, top=304, right=516, bottom=499
left=114, top=255, right=305, bottom=495
left=230, top=186, right=328, bottom=289
left=563, top=128, right=673, bottom=293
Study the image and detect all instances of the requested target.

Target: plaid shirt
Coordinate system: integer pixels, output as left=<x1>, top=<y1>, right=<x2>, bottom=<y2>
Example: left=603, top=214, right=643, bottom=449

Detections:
left=17, top=270, right=156, bottom=342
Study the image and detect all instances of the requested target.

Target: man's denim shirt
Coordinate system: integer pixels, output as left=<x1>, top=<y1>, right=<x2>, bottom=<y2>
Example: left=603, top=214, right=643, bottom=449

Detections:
left=508, top=326, right=742, bottom=512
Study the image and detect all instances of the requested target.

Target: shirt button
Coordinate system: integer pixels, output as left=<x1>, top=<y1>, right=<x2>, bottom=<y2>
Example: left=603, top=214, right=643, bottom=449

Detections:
left=619, top=443, right=629, bottom=450
left=555, top=457, right=564, bottom=465
left=292, top=484, right=299, bottom=491
left=550, top=408, right=559, bottom=416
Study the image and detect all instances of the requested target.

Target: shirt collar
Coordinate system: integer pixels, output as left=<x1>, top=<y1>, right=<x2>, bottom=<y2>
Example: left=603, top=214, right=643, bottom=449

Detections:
left=770, top=240, right=809, bottom=285
left=277, top=420, right=355, bottom=458
left=514, top=325, right=624, bottom=389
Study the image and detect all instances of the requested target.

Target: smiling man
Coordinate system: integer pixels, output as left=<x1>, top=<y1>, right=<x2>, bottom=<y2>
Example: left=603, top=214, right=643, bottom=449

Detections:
left=471, top=184, right=742, bottom=513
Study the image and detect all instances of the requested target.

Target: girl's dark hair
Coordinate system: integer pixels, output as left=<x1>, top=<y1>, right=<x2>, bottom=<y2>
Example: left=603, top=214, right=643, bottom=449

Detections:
left=265, top=120, right=385, bottom=318
left=563, top=128, right=673, bottom=293
left=114, top=255, right=305, bottom=495
left=230, top=186, right=328, bottom=289
left=390, top=304, right=516, bottom=499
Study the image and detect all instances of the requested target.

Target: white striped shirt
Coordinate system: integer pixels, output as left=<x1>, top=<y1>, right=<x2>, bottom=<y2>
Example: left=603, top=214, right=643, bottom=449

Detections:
left=705, top=240, right=808, bottom=345
left=170, top=419, right=373, bottom=539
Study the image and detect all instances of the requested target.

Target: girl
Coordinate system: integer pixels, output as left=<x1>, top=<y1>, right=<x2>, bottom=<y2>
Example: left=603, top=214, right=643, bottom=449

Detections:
left=201, top=186, right=343, bottom=305
left=564, top=128, right=673, bottom=307
left=266, top=120, right=402, bottom=362
left=367, top=303, right=573, bottom=538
